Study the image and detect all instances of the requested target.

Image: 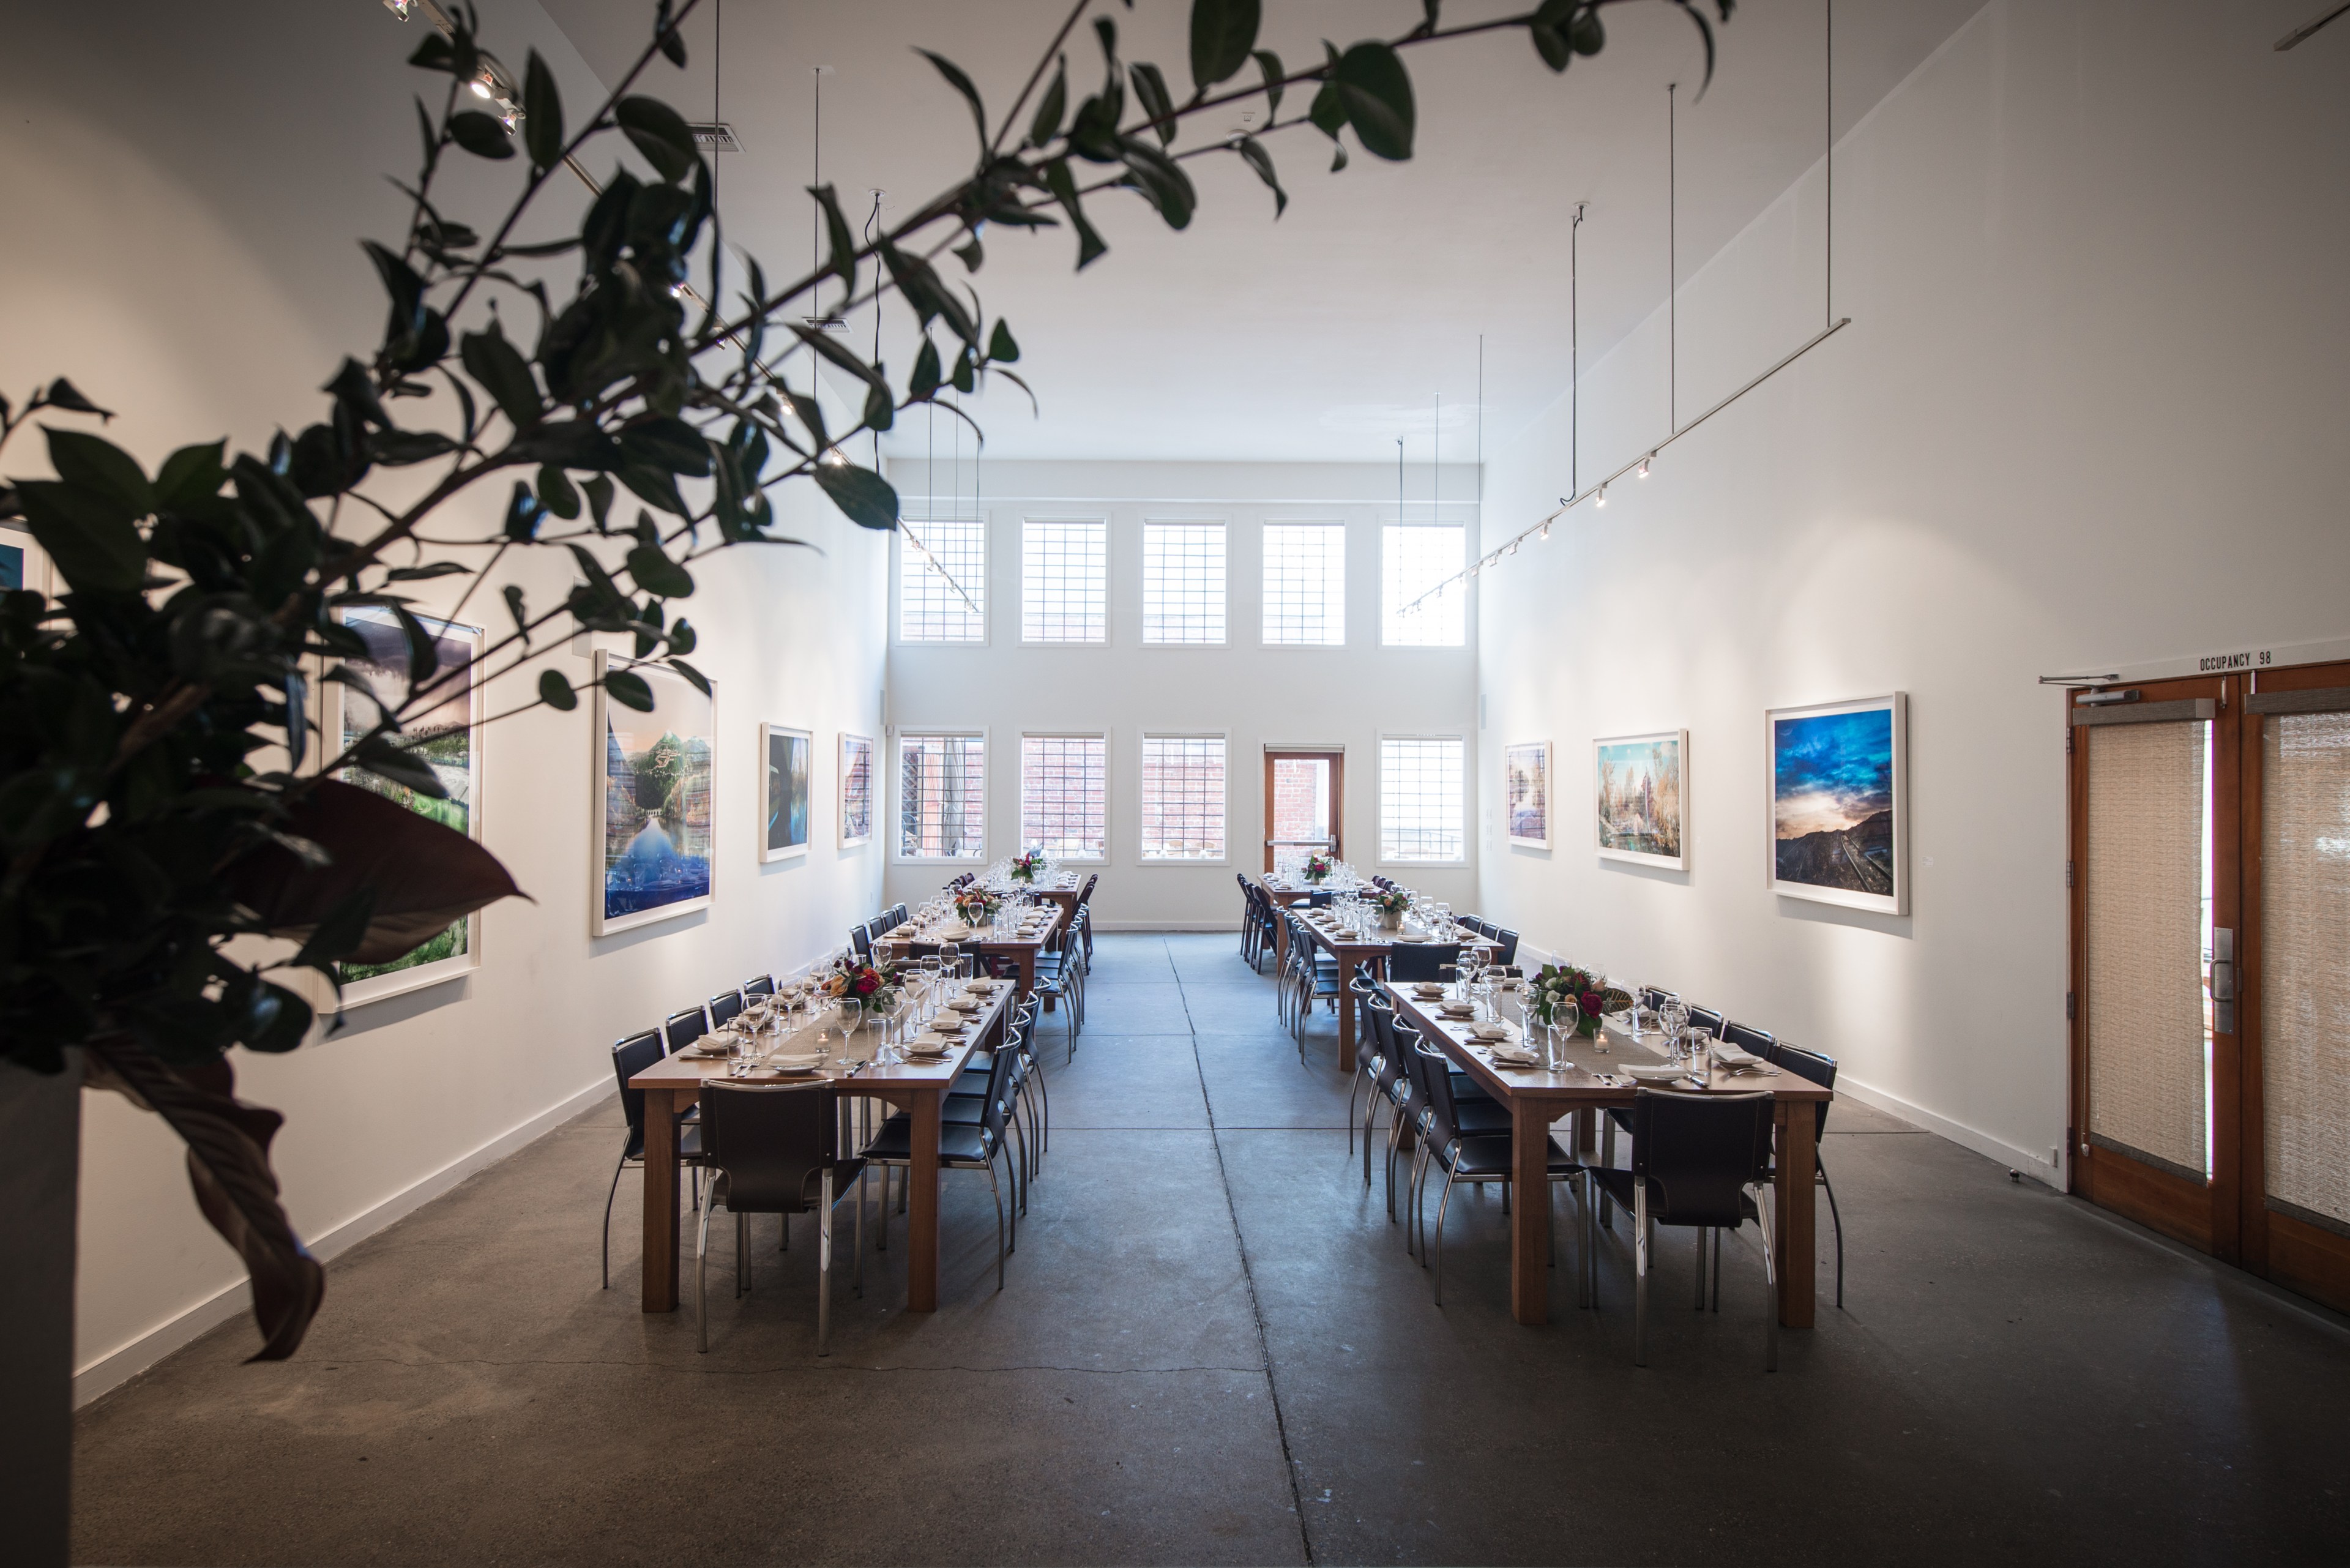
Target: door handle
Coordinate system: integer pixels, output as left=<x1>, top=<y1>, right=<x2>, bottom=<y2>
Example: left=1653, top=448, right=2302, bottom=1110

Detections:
left=2211, top=927, right=2236, bottom=1034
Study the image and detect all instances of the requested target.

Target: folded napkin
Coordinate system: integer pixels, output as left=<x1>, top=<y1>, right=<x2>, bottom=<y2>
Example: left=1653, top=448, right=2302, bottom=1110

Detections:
left=1409, top=984, right=1446, bottom=998
left=1485, top=1045, right=1542, bottom=1067
left=1467, top=1022, right=1515, bottom=1042
left=1438, top=1004, right=1477, bottom=1020
left=1712, top=1042, right=1759, bottom=1067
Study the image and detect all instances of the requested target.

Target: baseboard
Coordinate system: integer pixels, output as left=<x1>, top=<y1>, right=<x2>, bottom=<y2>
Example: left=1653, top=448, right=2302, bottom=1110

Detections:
left=1094, top=921, right=1241, bottom=932
left=73, top=1073, right=613, bottom=1410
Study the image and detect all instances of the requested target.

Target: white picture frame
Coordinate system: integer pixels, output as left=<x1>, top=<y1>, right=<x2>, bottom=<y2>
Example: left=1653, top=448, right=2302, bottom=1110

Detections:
left=0, top=521, right=53, bottom=600
left=1505, top=741, right=1553, bottom=849
left=326, top=606, right=486, bottom=1006
left=838, top=733, right=875, bottom=848
left=594, top=651, right=717, bottom=935
left=1764, top=693, right=1907, bottom=915
left=1594, top=730, right=1688, bottom=871
left=759, top=722, right=812, bottom=864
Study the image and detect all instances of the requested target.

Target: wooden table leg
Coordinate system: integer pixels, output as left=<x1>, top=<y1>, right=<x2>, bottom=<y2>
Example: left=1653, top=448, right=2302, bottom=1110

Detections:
left=640, top=1087, right=681, bottom=1313
left=1774, top=1102, right=1817, bottom=1329
left=1510, top=1098, right=1551, bottom=1324
left=1335, top=976, right=1357, bottom=1074
left=907, top=1089, right=942, bottom=1312
left=1272, top=909, right=1289, bottom=969
left=1016, top=949, right=1037, bottom=999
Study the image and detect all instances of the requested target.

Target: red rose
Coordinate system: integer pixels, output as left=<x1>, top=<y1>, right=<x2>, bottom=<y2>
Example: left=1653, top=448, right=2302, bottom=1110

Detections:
left=1580, top=990, right=1605, bottom=1017
left=856, top=972, right=879, bottom=996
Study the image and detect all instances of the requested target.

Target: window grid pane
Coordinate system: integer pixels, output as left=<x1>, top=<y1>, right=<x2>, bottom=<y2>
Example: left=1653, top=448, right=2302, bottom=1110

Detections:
left=898, top=734, right=986, bottom=858
left=1141, top=736, right=1227, bottom=860
left=1263, top=523, right=1346, bottom=646
left=1023, top=520, right=1107, bottom=643
left=1021, top=735, right=1107, bottom=859
left=1382, top=737, right=1465, bottom=861
left=1143, top=522, right=1226, bottom=644
left=1382, top=523, right=1465, bottom=646
left=900, top=518, right=986, bottom=643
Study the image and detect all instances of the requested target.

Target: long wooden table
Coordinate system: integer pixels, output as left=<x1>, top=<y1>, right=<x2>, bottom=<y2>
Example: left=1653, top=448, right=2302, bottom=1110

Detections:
left=875, top=903, right=1065, bottom=998
left=1387, top=987, right=1832, bottom=1329
left=1289, top=913, right=1498, bottom=1073
left=628, top=982, right=1013, bottom=1316
left=1254, top=873, right=1322, bottom=969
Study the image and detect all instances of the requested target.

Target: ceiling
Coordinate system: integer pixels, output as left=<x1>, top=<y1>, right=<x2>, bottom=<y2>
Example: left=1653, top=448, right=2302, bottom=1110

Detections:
left=533, top=0, right=1986, bottom=465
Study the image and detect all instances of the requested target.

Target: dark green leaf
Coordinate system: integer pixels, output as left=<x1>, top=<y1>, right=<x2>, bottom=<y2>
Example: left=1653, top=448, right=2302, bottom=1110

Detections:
left=322, top=357, right=392, bottom=430
left=1529, top=19, right=1571, bottom=72
left=879, top=240, right=979, bottom=345
left=813, top=462, right=900, bottom=531
left=502, top=584, right=531, bottom=644
left=1042, top=159, right=1108, bottom=269
left=384, top=561, right=468, bottom=582
left=666, top=617, right=697, bottom=656
left=1029, top=55, right=1069, bottom=146
left=602, top=668, right=655, bottom=712
left=448, top=110, right=517, bottom=160
left=665, top=656, right=711, bottom=698
left=616, top=95, right=697, bottom=182
left=12, top=479, right=145, bottom=592
left=1129, top=61, right=1177, bottom=144
left=282, top=670, right=308, bottom=771
left=45, top=428, right=154, bottom=516
left=654, top=0, right=687, bottom=66
left=626, top=545, right=695, bottom=599
left=954, top=234, right=985, bottom=272
left=460, top=322, right=543, bottom=430
left=523, top=50, right=564, bottom=170
left=1251, top=50, right=1285, bottom=118
left=361, top=240, right=426, bottom=331
left=392, top=603, right=442, bottom=686
left=40, top=377, right=111, bottom=417
left=917, top=49, right=989, bottom=149
left=538, top=463, right=580, bottom=518
left=154, top=441, right=228, bottom=510
left=909, top=336, right=943, bottom=400
left=617, top=416, right=711, bottom=477
left=354, top=735, right=447, bottom=797
left=1334, top=42, right=1414, bottom=160
left=987, top=319, right=1021, bottom=363
left=1234, top=136, right=1288, bottom=216
left=583, top=474, right=615, bottom=531
left=294, top=888, right=378, bottom=971
left=1420, top=0, right=1442, bottom=34
left=538, top=668, right=578, bottom=711
left=807, top=184, right=861, bottom=294
left=244, top=982, right=315, bottom=1053
left=1121, top=138, right=1197, bottom=228
left=502, top=480, right=548, bottom=542
left=370, top=428, right=458, bottom=465
left=1666, top=0, right=1712, bottom=92
left=1309, top=80, right=1347, bottom=138
left=1573, top=9, right=1606, bottom=56
left=790, top=321, right=892, bottom=406
left=1191, top=0, right=1262, bottom=92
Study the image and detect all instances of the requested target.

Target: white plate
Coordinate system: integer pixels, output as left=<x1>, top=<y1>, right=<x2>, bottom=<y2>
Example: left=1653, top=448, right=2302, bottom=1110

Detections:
left=1622, top=1062, right=1683, bottom=1083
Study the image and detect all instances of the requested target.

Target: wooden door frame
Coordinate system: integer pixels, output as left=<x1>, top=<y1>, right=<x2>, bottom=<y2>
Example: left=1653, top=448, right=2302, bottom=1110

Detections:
left=2065, top=671, right=2240, bottom=1258
left=1263, top=750, right=1345, bottom=873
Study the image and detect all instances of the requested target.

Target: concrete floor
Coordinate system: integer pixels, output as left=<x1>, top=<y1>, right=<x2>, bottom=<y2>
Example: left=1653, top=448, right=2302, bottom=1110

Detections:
left=72, top=933, right=2350, bottom=1565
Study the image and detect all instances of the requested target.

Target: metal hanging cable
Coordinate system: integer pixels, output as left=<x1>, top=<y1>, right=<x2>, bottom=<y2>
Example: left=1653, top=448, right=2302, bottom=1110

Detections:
left=1668, top=81, right=1678, bottom=435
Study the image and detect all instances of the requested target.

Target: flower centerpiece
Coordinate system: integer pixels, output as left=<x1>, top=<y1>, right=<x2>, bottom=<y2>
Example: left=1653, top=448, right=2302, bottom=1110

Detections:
left=821, top=952, right=903, bottom=1020
left=952, top=887, right=1001, bottom=928
left=1370, top=888, right=1412, bottom=930
left=1009, top=848, right=1048, bottom=885
left=1302, top=851, right=1335, bottom=885
left=1528, top=963, right=1629, bottom=1039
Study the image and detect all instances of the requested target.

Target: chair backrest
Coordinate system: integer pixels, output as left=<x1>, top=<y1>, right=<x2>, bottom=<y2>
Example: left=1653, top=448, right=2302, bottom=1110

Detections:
left=1413, top=1040, right=1469, bottom=1154
left=1362, top=992, right=1396, bottom=1072
left=889, top=903, right=908, bottom=928
left=708, top=990, right=744, bottom=1029
left=611, top=1031, right=666, bottom=1134
left=1720, top=1019, right=1775, bottom=1055
left=850, top=922, right=874, bottom=960
left=663, top=1006, right=708, bottom=1052
left=1638, top=986, right=1674, bottom=1012
left=1771, top=1040, right=1837, bottom=1137
left=1078, top=873, right=1099, bottom=905
left=1307, top=889, right=1334, bottom=908
left=1386, top=942, right=1462, bottom=983
left=1486, top=928, right=1520, bottom=965
left=1686, top=1005, right=1726, bottom=1038
left=701, top=1081, right=841, bottom=1214
left=1628, top=1089, right=1775, bottom=1227
left=742, top=974, right=776, bottom=1001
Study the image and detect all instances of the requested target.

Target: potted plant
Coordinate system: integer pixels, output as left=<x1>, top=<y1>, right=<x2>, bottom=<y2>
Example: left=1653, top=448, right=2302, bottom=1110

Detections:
left=1009, top=848, right=1047, bottom=886
left=1301, top=851, right=1335, bottom=885
left=1529, top=963, right=1630, bottom=1041
left=821, top=952, right=903, bottom=1025
left=952, top=887, right=1001, bottom=928
left=1371, top=887, right=1412, bottom=931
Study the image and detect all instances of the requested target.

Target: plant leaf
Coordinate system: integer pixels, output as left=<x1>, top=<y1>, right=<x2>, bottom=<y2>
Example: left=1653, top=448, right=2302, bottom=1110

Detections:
left=807, top=184, right=861, bottom=295
left=917, top=49, right=989, bottom=149
left=813, top=461, right=900, bottom=531
left=459, top=322, right=543, bottom=430
left=602, top=668, right=655, bottom=712
left=12, top=479, right=145, bottom=593
left=1129, top=61, right=1177, bottom=145
left=1251, top=49, right=1285, bottom=119
left=616, top=95, right=698, bottom=182
left=988, top=319, right=1021, bottom=363
left=1334, top=42, right=1414, bottom=160
left=45, top=428, right=155, bottom=516
left=539, top=669, right=578, bottom=711
left=1234, top=136, right=1288, bottom=217
left=1042, top=159, right=1108, bottom=269
left=448, top=110, right=517, bottom=160
left=41, top=377, right=112, bottom=417
left=627, top=544, right=695, bottom=598
left=1029, top=55, right=1069, bottom=146
left=1191, top=0, right=1262, bottom=92
left=523, top=50, right=564, bottom=170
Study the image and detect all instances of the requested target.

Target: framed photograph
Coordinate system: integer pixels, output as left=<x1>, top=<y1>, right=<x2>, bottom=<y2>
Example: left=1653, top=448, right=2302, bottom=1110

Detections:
left=1766, top=693, right=1906, bottom=914
left=594, top=651, right=715, bottom=935
left=759, top=723, right=812, bottom=862
left=839, top=732, right=874, bottom=848
left=1594, top=731, right=1688, bottom=870
left=328, top=606, right=485, bottom=1004
left=1505, top=741, right=1553, bottom=849
left=0, top=521, right=52, bottom=599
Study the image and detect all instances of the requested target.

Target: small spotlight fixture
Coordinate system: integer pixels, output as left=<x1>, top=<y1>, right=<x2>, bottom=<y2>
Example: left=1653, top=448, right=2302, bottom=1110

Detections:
left=1596, top=485, right=1608, bottom=509
left=1638, top=453, right=1652, bottom=479
left=821, top=446, right=850, bottom=467
left=1539, top=520, right=1552, bottom=541
left=382, top=0, right=415, bottom=17
left=470, top=75, right=495, bottom=100
left=1507, top=539, right=1519, bottom=556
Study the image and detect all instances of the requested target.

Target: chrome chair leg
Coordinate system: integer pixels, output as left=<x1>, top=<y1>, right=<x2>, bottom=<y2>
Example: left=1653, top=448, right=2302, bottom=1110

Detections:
left=736, top=1211, right=748, bottom=1296
left=1712, top=1228, right=1723, bottom=1313
left=1431, top=1167, right=1460, bottom=1305
left=695, top=1201, right=714, bottom=1354
left=818, top=1170, right=834, bottom=1356
left=1632, top=1181, right=1650, bottom=1367
left=983, top=1156, right=1007, bottom=1292
left=600, top=1151, right=628, bottom=1290
left=1755, top=1181, right=1780, bottom=1372
left=1695, top=1226, right=1708, bottom=1309
left=1821, top=1161, right=1845, bottom=1309
left=854, top=1166, right=866, bottom=1298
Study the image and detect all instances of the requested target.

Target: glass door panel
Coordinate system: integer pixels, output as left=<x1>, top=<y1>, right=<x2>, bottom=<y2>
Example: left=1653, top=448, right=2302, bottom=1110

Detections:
left=1264, top=752, right=1342, bottom=874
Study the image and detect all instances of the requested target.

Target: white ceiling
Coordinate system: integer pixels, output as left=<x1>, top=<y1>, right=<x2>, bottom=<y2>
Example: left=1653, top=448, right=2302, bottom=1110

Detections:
left=534, top=0, right=1985, bottom=464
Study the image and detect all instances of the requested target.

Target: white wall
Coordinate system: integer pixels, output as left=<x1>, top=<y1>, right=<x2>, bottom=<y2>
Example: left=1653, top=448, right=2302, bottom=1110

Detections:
left=1475, top=0, right=2350, bottom=1181
left=0, top=0, right=889, bottom=1401
left=882, top=460, right=1483, bottom=928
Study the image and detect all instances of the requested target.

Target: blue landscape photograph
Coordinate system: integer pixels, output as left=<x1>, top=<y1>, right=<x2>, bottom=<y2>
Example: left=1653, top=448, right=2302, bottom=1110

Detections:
left=1772, top=706, right=1895, bottom=897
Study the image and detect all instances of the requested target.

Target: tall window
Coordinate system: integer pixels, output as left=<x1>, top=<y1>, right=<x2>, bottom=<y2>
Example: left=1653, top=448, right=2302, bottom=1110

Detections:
left=1140, top=735, right=1227, bottom=860
left=1382, top=523, right=1466, bottom=646
left=897, top=733, right=986, bottom=859
left=1143, top=521, right=1226, bottom=644
left=1263, top=522, right=1346, bottom=646
left=1021, top=734, right=1107, bottom=859
left=898, top=518, right=986, bottom=643
left=1022, top=518, right=1107, bottom=643
left=1381, top=736, right=1466, bottom=862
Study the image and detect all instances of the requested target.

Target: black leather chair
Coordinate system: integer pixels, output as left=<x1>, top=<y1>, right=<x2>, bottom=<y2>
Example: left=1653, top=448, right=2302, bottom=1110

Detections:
left=1411, top=1040, right=1583, bottom=1305
left=1396, top=1020, right=1513, bottom=1259
left=695, top=1081, right=865, bottom=1355
left=861, top=1039, right=1018, bottom=1291
left=1687, top=1005, right=1726, bottom=1038
left=1487, top=928, right=1521, bottom=966
left=1589, top=1089, right=1779, bottom=1368
left=742, top=974, right=776, bottom=1001
left=708, top=989, right=745, bottom=1030
left=1237, top=874, right=1263, bottom=966
left=1761, top=1039, right=1844, bottom=1309
left=602, top=1031, right=707, bottom=1290
left=849, top=921, right=874, bottom=960
left=1385, top=943, right=1462, bottom=984
left=664, top=1006, right=709, bottom=1053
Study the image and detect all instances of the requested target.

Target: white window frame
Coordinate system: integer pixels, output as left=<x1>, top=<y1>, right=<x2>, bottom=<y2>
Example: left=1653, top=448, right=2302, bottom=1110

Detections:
left=1380, top=520, right=1468, bottom=648
left=1376, top=731, right=1470, bottom=868
left=1020, top=516, right=1110, bottom=645
left=1137, top=730, right=1231, bottom=865
left=1019, top=730, right=1110, bottom=864
left=1258, top=518, right=1348, bottom=649
left=891, top=728, right=989, bottom=865
left=1141, top=518, right=1228, bottom=647
left=895, top=515, right=989, bottom=646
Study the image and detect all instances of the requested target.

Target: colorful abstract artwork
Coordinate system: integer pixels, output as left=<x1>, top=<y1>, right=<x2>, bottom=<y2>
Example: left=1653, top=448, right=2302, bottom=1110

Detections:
left=1505, top=742, right=1551, bottom=849
left=761, top=723, right=811, bottom=862
left=1766, top=693, right=1906, bottom=913
left=1594, top=731, right=1687, bottom=870
left=595, top=651, right=715, bottom=934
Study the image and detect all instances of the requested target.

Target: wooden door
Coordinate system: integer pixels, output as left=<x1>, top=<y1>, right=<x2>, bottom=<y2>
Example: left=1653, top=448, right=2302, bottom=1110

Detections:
left=1264, top=751, right=1343, bottom=874
left=2067, top=674, right=2240, bottom=1256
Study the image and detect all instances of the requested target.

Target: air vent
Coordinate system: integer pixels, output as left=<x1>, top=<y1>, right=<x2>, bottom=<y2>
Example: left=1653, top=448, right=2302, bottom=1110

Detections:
left=687, top=122, right=743, bottom=153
